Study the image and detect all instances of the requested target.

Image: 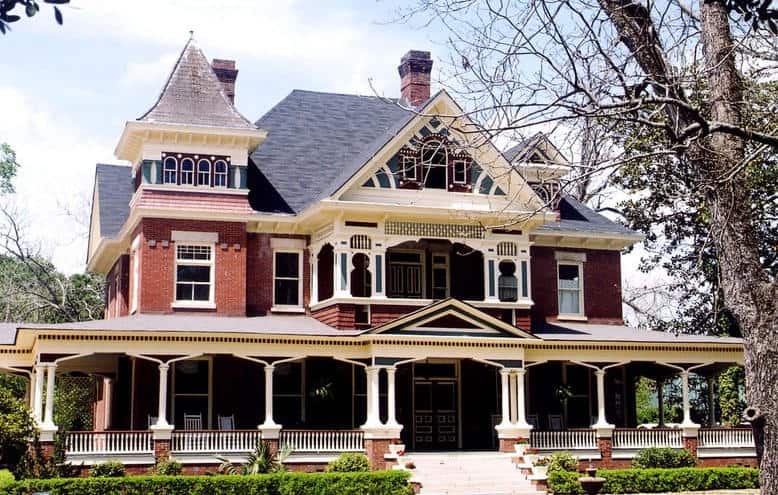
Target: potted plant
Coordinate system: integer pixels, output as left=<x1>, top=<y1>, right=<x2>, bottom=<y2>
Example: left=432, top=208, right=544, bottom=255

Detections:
left=532, top=456, right=549, bottom=476
left=522, top=447, right=539, bottom=466
left=514, top=438, right=530, bottom=455
left=389, top=439, right=405, bottom=457
left=404, top=460, right=416, bottom=470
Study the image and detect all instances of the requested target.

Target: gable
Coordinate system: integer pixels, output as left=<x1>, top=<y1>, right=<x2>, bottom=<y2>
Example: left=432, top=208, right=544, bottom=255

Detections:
left=369, top=298, right=537, bottom=339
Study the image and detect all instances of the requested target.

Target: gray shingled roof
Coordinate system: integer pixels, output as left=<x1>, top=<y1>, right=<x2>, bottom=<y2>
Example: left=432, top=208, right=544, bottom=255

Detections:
left=534, top=196, right=639, bottom=237
left=138, top=38, right=256, bottom=130
left=250, top=90, right=414, bottom=213
left=95, top=164, right=133, bottom=239
left=503, top=134, right=542, bottom=163
left=534, top=321, right=743, bottom=344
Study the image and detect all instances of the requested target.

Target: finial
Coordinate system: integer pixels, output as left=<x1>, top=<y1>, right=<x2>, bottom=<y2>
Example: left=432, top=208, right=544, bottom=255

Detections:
left=188, top=30, right=194, bottom=41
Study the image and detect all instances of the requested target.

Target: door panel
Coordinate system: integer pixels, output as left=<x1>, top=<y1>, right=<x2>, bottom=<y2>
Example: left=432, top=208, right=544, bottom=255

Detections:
left=413, top=379, right=458, bottom=450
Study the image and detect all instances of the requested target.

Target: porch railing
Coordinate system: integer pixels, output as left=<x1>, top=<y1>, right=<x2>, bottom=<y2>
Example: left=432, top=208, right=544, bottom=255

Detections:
left=531, top=429, right=598, bottom=450
left=613, top=428, right=683, bottom=449
left=699, top=428, right=755, bottom=448
left=171, top=430, right=262, bottom=454
left=66, top=431, right=153, bottom=455
left=280, top=429, right=364, bottom=453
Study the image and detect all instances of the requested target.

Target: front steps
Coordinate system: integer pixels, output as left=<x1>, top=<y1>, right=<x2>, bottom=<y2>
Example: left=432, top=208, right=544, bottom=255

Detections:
left=405, top=451, right=545, bottom=495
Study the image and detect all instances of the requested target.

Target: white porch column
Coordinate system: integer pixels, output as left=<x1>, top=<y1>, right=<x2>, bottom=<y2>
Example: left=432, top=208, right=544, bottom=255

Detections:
left=497, top=369, right=511, bottom=428
left=514, top=368, right=530, bottom=428
left=103, top=377, right=114, bottom=430
left=680, top=370, right=700, bottom=436
left=509, top=372, right=518, bottom=423
left=259, top=365, right=282, bottom=438
left=362, top=366, right=382, bottom=429
left=41, top=363, right=57, bottom=428
left=150, top=363, right=173, bottom=438
left=32, top=365, right=44, bottom=421
left=310, top=253, right=319, bottom=305
left=385, top=368, right=402, bottom=434
left=592, top=369, right=614, bottom=436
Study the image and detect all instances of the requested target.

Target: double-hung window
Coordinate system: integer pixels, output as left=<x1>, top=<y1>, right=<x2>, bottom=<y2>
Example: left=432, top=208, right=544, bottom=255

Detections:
left=273, top=251, right=302, bottom=308
left=558, top=262, right=583, bottom=315
left=175, top=244, right=214, bottom=303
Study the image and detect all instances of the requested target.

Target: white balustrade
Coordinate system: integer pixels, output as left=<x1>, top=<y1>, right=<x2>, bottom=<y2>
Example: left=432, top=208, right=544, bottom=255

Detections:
left=699, top=428, right=755, bottom=448
left=171, top=430, right=262, bottom=454
left=66, top=431, right=153, bottom=455
left=613, top=428, right=683, bottom=449
left=530, top=429, right=597, bottom=450
left=280, top=430, right=364, bottom=453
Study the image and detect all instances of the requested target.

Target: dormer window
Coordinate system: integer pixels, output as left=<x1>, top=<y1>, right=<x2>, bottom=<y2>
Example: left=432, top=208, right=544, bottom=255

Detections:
left=402, top=156, right=418, bottom=181
left=421, top=139, right=447, bottom=189
left=395, top=136, right=473, bottom=192
left=163, top=157, right=178, bottom=184
left=197, top=159, right=211, bottom=186
left=214, top=160, right=228, bottom=187
left=180, top=158, right=195, bottom=185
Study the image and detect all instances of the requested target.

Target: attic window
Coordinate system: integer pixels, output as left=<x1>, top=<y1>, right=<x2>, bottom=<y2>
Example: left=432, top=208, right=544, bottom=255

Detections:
left=197, top=159, right=211, bottom=186
left=421, top=139, right=447, bottom=189
left=161, top=152, right=231, bottom=188
left=214, top=160, right=228, bottom=187
left=180, top=158, right=195, bottom=185
left=163, top=157, right=178, bottom=184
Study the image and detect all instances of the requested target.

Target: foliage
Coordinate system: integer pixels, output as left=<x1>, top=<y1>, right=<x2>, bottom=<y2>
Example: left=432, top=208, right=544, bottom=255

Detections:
left=217, top=440, right=290, bottom=475
left=533, top=456, right=549, bottom=467
left=632, top=448, right=697, bottom=469
left=13, top=437, right=70, bottom=480
left=151, top=458, right=182, bottom=476
left=0, top=1, right=69, bottom=34
left=88, top=461, right=125, bottom=478
left=548, top=467, right=759, bottom=494
left=0, top=387, right=34, bottom=471
left=0, top=471, right=414, bottom=495
left=719, top=366, right=747, bottom=426
left=0, top=471, right=12, bottom=489
left=546, top=451, right=579, bottom=473
left=635, top=377, right=659, bottom=425
left=326, top=452, right=370, bottom=472
left=0, top=144, right=19, bottom=194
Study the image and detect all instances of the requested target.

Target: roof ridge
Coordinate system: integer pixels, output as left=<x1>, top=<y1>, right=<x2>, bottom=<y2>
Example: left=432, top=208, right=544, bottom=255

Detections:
left=289, top=88, right=399, bottom=100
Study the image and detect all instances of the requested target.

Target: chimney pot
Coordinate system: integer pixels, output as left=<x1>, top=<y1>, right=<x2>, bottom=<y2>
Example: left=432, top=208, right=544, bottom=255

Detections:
left=398, top=50, right=433, bottom=108
left=212, top=58, right=238, bottom=104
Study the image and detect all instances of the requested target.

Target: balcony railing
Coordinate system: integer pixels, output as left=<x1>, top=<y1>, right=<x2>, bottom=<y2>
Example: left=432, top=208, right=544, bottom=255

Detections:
left=613, top=428, right=683, bottom=449
left=171, top=430, right=262, bottom=454
left=699, top=428, right=755, bottom=448
left=531, top=429, right=598, bottom=450
left=66, top=431, right=153, bottom=455
left=279, top=429, right=364, bottom=453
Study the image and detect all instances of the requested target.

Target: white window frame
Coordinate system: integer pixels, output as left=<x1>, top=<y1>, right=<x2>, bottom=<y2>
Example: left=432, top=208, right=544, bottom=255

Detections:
left=173, top=243, right=215, bottom=308
left=214, top=160, right=229, bottom=188
left=197, top=158, right=211, bottom=187
left=402, top=156, right=418, bottom=181
left=130, top=236, right=140, bottom=314
left=452, top=159, right=468, bottom=184
left=272, top=249, right=304, bottom=312
left=163, top=156, right=178, bottom=185
left=557, top=261, right=585, bottom=318
left=180, top=158, right=195, bottom=186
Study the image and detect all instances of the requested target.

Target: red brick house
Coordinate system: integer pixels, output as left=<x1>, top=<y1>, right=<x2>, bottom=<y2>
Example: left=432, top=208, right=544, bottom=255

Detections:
left=0, top=39, right=753, bottom=473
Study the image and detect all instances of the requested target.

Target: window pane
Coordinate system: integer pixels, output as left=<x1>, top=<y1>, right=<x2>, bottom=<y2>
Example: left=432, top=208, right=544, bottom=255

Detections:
left=193, top=284, right=210, bottom=301
left=559, top=264, right=580, bottom=289
left=177, top=265, right=211, bottom=283
left=275, top=252, right=299, bottom=278
left=177, top=245, right=211, bottom=261
left=275, top=279, right=299, bottom=306
left=176, top=283, right=193, bottom=301
left=560, top=290, right=580, bottom=314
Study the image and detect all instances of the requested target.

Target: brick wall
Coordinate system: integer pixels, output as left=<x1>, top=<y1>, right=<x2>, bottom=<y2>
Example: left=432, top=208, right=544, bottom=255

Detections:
left=104, top=255, right=129, bottom=319
left=135, top=219, right=247, bottom=315
left=245, top=233, right=310, bottom=316
left=530, top=246, right=623, bottom=325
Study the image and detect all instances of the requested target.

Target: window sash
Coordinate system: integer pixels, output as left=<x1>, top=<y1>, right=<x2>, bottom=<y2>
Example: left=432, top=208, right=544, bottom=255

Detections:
left=197, top=159, right=211, bottom=186
left=273, top=251, right=302, bottom=307
left=453, top=160, right=467, bottom=184
left=175, top=244, right=213, bottom=303
left=214, top=161, right=228, bottom=187
left=163, top=158, right=178, bottom=184
left=558, top=263, right=583, bottom=315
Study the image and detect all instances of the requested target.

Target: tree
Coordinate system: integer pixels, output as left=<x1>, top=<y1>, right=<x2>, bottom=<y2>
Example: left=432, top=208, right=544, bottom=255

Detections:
left=0, top=144, right=18, bottom=194
left=0, top=0, right=69, bottom=35
left=0, top=386, right=35, bottom=471
left=401, top=0, right=777, bottom=490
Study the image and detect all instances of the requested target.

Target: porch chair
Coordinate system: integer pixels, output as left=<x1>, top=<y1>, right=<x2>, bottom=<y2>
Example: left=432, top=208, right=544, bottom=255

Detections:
left=548, top=414, right=564, bottom=431
left=147, top=415, right=158, bottom=428
left=218, top=414, right=235, bottom=431
left=526, top=414, right=539, bottom=429
left=183, top=412, right=203, bottom=430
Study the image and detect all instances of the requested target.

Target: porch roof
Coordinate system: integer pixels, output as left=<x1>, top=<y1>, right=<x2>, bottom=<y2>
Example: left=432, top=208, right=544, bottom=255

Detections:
left=533, top=321, right=742, bottom=344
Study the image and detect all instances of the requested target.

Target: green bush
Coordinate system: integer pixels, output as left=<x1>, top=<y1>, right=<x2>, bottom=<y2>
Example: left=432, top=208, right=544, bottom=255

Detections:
left=327, top=453, right=370, bottom=472
left=0, top=471, right=13, bottom=489
left=547, top=467, right=759, bottom=494
left=632, top=447, right=696, bottom=468
left=0, top=471, right=413, bottom=495
left=547, top=452, right=579, bottom=473
left=151, top=458, right=182, bottom=475
left=88, top=461, right=125, bottom=478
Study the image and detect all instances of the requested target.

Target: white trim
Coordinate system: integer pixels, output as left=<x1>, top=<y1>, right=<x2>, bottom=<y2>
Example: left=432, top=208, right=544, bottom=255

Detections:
left=452, top=159, right=468, bottom=184
left=557, top=261, right=585, bottom=318
left=272, top=249, right=304, bottom=310
left=555, top=251, right=588, bottom=262
left=173, top=243, right=215, bottom=305
left=171, top=231, right=219, bottom=243
left=196, top=158, right=212, bottom=187
left=270, top=237, right=306, bottom=250
left=130, top=240, right=140, bottom=314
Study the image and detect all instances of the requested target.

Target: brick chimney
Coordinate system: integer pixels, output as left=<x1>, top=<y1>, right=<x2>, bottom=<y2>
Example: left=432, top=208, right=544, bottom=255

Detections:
left=398, top=50, right=433, bottom=107
left=212, top=58, right=238, bottom=104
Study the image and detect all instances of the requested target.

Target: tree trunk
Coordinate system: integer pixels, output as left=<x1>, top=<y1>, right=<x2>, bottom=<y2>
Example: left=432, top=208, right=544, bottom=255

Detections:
left=698, top=2, right=778, bottom=492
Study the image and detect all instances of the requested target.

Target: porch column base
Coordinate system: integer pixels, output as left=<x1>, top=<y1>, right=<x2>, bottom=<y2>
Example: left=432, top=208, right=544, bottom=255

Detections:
left=683, top=436, right=699, bottom=457
left=150, top=423, right=174, bottom=440
left=258, top=423, right=282, bottom=440
left=681, top=422, right=700, bottom=438
left=495, top=425, right=532, bottom=453
left=592, top=423, right=615, bottom=438
left=364, top=438, right=393, bottom=470
left=597, top=437, right=613, bottom=468
left=361, top=425, right=403, bottom=440
left=37, top=424, right=58, bottom=443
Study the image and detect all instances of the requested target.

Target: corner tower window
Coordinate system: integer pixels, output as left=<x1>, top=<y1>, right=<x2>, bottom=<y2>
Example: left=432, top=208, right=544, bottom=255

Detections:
left=214, top=160, right=228, bottom=187
left=180, top=158, right=195, bottom=185
left=175, top=244, right=214, bottom=303
left=197, top=159, right=211, bottom=186
left=163, top=157, right=178, bottom=184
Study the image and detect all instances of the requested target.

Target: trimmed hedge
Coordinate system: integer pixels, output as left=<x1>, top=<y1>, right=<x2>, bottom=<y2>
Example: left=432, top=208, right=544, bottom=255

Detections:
left=632, top=447, right=696, bottom=469
left=548, top=467, right=759, bottom=494
left=1, top=471, right=413, bottom=495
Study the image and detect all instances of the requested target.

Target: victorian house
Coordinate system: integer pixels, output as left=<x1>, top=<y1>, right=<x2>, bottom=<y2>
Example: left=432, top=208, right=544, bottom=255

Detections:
left=0, top=39, right=754, bottom=473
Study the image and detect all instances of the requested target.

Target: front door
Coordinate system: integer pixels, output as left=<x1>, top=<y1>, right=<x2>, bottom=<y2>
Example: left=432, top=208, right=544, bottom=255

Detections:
left=412, top=361, right=459, bottom=450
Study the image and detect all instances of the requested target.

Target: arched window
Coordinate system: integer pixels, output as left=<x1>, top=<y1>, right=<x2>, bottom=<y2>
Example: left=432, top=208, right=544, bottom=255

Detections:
left=421, top=139, right=447, bottom=189
left=180, top=158, right=194, bottom=185
left=163, top=157, right=178, bottom=184
left=214, top=160, right=228, bottom=188
left=350, top=253, right=371, bottom=297
left=197, top=159, right=211, bottom=186
left=498, top=260, right=518, bottom=302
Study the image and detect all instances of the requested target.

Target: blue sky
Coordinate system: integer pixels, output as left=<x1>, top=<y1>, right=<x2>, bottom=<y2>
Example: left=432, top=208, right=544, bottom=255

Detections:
left=1, top=0, right=445, bottom=273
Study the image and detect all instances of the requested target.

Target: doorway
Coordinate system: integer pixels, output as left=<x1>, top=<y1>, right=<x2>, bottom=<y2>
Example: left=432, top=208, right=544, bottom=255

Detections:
left=412, top=361, right=460, bottom=450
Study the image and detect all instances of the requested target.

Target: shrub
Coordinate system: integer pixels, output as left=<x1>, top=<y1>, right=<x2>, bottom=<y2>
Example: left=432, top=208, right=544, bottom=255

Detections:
left=632, top=447, right=696, bottom=468
left=217, top=440, right=290, bottom=475
left=88, top=461, right=125, bottom=478
left=327, top=452, right=370, bottom=472
left=0, top=470, right=14, bottom=489
left=547, top=466, right=759, bottom=494
left=152, top=458, right=182, bottom=475
left=547, top=452, right=579, bottom=473
left=0, top=471, right=413, bottom=495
